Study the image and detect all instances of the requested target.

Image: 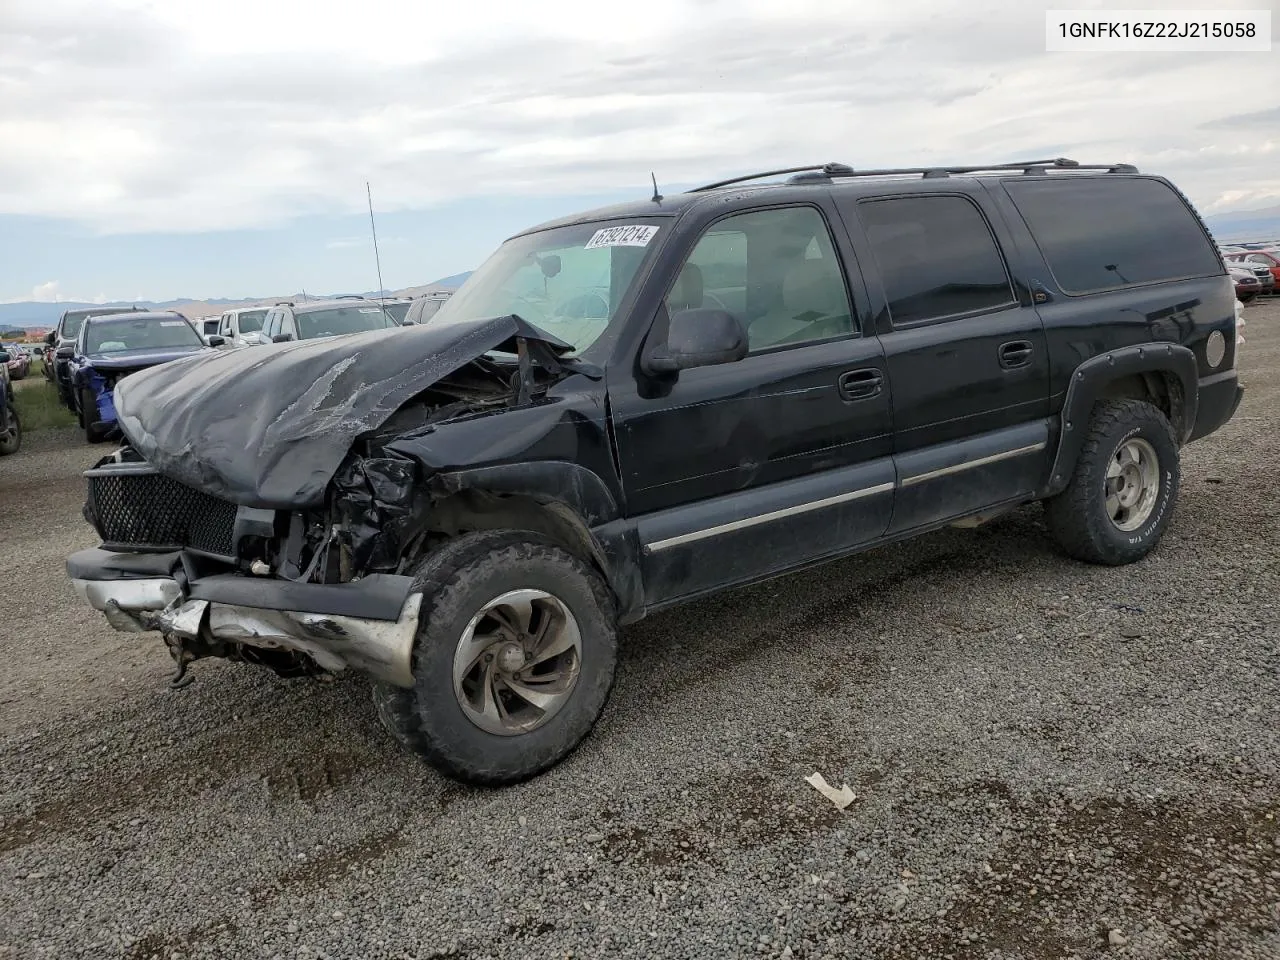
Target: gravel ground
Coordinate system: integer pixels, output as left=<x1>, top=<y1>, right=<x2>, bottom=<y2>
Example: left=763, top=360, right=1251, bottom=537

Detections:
left=2, top=304, right=1278, bottom=960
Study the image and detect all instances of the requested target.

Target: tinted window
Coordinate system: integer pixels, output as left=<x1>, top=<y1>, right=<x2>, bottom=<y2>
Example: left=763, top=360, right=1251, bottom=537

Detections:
left=261, top=310, right=279, bottom=338
left=670, top=206, right=854, bottom=352
left=858, top=196, right=1014, bottom=325
left=85, top=316, right=202, bottom=354
left=1004, top=177, right=1221, bottom=294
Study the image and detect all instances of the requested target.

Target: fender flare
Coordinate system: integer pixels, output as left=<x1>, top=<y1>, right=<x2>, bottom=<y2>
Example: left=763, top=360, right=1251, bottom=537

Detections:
left=1045, top=343, right=1198, bottom=497
left=429, top=461, right=646, bottom=622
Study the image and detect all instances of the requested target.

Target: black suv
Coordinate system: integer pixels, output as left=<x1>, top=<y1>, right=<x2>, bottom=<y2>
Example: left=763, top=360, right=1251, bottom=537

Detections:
left=46, top=306, right=146, bottom=409
left=65, top=158, right=1241, bottom=785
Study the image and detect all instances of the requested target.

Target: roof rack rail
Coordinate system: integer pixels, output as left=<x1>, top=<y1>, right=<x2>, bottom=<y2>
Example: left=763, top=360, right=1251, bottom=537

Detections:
left=688, top=158, right=1138, bottom=191
left=274, top=300, right=294, bottom=306
left=333, top=294, right=367, bottom=300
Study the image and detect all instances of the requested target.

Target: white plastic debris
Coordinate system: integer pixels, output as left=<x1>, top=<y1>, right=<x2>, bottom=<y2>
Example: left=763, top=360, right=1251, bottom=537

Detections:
left=1235, top=298, right=1246, bottom=345
left=804, top=772, right=856, bottom=810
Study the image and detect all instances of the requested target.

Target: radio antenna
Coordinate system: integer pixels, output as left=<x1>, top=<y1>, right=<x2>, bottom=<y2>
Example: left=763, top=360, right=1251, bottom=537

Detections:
left=650, top=172, right=663, bottom=203
left=366, top=181, right=389, bottom=323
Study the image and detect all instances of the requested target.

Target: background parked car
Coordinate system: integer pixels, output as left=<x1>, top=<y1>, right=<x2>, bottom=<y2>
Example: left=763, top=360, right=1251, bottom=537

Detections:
left=1228, top=262, right=1263, bottom=302
left=259, top=298, right=407, bottom=343
left=2, top=344, right=30, bottom=380
left=65, top=311, right=222, bottom=443
left=215, top=306, right=271, bottom=347
left=404, top=290, right=454, bottom=324
left=1226, top=250, right=1280, bottom=289
left=0, top=349, right=20, bottom=456
left=46, top=305, right=146, bottom=411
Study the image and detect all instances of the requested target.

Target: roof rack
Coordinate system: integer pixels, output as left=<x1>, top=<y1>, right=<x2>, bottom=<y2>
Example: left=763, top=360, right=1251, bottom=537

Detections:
left=274, top=301, right=294, bottom=306
left=687, top=158, right=1138, bottom=192
left=333, top=294, right=367, bottom=300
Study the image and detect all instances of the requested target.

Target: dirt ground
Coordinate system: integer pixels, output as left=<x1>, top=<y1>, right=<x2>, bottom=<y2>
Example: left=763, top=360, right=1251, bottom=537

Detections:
left=1, top=301, right=1277, bottom=960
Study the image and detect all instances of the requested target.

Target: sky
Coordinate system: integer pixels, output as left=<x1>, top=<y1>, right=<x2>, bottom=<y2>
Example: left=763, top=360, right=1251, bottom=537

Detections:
left=0, top=0, right=1277, bottom=303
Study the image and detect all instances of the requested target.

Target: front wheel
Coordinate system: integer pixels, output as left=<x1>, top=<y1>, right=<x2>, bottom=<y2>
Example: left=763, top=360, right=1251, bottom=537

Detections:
left=1045, top=399, right=1179, bottom=566
left=81, top=387, right=105, bottom=443
left=372, top=530, right=618, bottom=786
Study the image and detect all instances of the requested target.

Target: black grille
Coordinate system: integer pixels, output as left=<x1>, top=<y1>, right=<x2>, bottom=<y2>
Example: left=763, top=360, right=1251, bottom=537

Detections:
left=87, top=465, right=238, bottom=557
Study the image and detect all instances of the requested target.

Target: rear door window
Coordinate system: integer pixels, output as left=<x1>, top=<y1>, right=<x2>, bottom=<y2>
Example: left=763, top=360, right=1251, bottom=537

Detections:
left=856, top=195, right=1015, bottom=325
left=1003, top=177, right=1222, bottom=294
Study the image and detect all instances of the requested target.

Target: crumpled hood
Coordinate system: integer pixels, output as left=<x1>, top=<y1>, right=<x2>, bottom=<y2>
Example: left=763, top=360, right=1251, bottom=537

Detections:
left=84, top=346, right=210, bottom=371
left=115, top=314, right=571, bottom=509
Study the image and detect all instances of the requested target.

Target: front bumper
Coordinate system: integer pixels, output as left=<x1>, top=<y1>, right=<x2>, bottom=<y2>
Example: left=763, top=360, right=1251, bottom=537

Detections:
left=68, top=547, right=422, bottom=688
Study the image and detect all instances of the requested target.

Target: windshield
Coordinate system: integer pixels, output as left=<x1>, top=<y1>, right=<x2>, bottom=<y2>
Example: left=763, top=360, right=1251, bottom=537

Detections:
left=296, top=305, right=398, bottom=340
left=63, top=312, right=94, bottom=338
left=85, top=316, right=203, bottom=354
left=428, top=219, right=664, bottom=355
left=237, top=309, right=267, bottom=333
left=380, top=301, right=409, bottom=323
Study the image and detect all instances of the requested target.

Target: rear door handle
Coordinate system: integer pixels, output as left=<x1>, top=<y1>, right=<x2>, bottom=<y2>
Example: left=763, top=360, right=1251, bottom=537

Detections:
left=838, top=368, right=883, bottom=401
left=998, top=340, right=1033, bottom=370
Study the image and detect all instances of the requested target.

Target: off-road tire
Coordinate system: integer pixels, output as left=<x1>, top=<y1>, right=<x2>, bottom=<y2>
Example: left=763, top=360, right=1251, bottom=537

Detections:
left=371, top=530, right=618, bottom=786
left=0, top=405, right=20, bottom=456
left=1045, top=399, right=1179, bottom=566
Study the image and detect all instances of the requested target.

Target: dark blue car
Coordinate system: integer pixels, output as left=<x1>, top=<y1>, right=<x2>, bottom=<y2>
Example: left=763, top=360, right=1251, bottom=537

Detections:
left=63, top=311, right=221, bottom=443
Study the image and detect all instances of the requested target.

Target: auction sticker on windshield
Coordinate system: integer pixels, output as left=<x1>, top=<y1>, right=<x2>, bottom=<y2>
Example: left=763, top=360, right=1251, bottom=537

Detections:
left=585, top=224, right=660, bottom=249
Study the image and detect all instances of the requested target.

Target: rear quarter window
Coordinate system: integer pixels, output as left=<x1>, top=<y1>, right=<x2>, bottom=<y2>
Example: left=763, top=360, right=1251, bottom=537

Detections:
left=1003, top=177, right=1222, bottom=295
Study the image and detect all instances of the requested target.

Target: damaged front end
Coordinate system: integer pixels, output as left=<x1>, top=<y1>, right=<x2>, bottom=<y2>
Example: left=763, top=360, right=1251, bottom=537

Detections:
left=70, top=317, right=587, bottom=688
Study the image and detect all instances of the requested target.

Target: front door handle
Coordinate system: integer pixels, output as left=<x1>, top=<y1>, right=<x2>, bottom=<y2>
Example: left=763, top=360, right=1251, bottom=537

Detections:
left=998, top=340, right=1033, bottom=370
left=838, top=368, right=883, bottom=401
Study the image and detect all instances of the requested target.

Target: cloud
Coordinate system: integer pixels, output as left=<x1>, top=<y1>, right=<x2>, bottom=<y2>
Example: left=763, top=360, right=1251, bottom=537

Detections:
left=0, top=0, right=1276, bottom=235
left=31, top=280, right=60, bottom=302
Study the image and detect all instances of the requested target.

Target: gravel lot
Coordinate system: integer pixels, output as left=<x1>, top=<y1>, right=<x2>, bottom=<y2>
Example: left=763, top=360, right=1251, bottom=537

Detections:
left=2, top=303, right=1278, bottom=960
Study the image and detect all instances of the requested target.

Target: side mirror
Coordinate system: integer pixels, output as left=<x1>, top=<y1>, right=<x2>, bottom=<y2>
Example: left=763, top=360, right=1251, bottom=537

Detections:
left=45, top=331, right=55, bottom=346
left=56, top=346, right=75, bottom=359
left=272, top=333, right=293, bottom=343
left=644, top=308, right=748, bottom=375
left=206, top=335, right=226, bottom=347
left=0, top=352, right=9, bottom=364
left=401, top=318, right=415, bottom=326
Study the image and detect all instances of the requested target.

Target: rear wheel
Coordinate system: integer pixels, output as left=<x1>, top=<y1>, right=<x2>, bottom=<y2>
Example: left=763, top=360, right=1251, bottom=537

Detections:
left=1045, top=399, right=1179, bottom=565
left=0, top=404, right=21, bottom=456
left=372, top=530, right=618, bottom=786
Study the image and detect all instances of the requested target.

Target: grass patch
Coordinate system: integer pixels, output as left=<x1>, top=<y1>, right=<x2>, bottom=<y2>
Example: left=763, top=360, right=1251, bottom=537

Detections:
left=12, top=376, right=78, bottom=432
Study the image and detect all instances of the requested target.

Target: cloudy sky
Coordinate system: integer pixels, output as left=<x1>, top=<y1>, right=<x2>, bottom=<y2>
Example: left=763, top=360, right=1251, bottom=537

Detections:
left=1, top=0, right=1276, bottom=303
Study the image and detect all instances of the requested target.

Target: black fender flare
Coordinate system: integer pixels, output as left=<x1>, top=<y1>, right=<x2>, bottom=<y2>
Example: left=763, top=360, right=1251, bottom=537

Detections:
left=429, top=461, right=646, bottom=622
left=1045, top=343, right=1198, bottom=497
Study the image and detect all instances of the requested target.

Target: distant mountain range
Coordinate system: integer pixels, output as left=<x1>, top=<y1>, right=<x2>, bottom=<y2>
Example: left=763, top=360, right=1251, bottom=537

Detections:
left=0, top=271, right=474, bottom=334
left=1204, top=205, right=1280, bottom=244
